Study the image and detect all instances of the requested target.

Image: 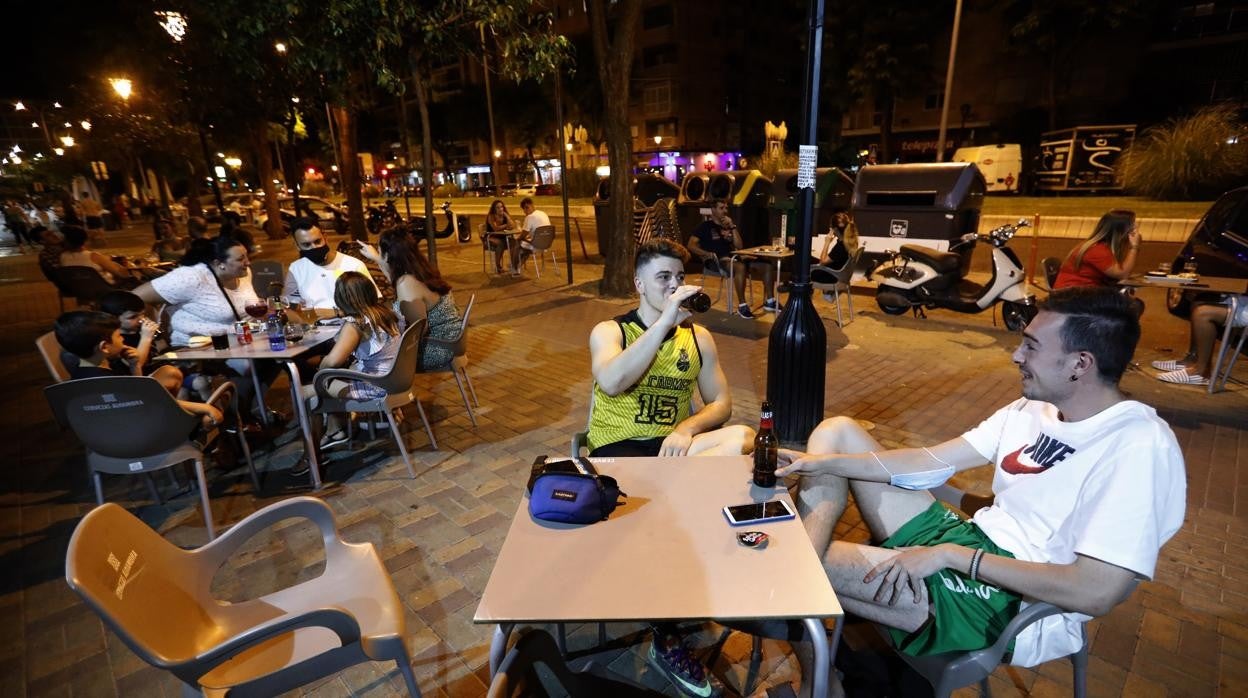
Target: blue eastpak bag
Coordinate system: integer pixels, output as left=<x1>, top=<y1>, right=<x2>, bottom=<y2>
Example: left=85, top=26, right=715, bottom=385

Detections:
left=526, top=456, right=624, bottom=524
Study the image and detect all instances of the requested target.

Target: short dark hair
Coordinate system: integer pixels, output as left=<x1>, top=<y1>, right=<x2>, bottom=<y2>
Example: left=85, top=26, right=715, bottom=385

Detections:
left=634, top=238, right=690, bottom=271
left=61, top=225, right=88, bottom=249
left=99, top=291, right=145, bottom=317
left=520, top=197, right=534, bottom=208
left=1038, top=287, right=1140, bottom=383
left=54, top=310, right=119, bottom=358
left=711, top=197, right=730, bottom=208
left=289, top=216, right=318, bottom=235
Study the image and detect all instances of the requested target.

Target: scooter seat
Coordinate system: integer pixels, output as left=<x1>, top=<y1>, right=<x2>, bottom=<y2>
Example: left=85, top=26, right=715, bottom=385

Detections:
left=900, top=244, right=963, bottom=274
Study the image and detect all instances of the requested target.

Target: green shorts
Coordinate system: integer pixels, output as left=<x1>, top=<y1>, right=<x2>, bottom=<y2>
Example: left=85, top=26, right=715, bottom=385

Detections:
left=880, top=501, right=1021, bottom=657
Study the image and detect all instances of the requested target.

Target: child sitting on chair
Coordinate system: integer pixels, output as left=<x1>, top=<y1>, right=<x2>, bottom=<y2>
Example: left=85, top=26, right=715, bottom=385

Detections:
left=54, top=310, right=222, bottom=428
left=306, top=271, right=406, bottom=453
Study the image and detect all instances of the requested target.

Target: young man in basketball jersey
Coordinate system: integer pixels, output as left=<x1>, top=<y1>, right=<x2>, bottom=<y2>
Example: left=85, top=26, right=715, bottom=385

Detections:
left=587, top=238, right=754, bottom=458
left=586, top=238, right=754, bottom=696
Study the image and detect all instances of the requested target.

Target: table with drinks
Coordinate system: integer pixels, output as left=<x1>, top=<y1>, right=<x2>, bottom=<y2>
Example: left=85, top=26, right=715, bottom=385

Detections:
left=161, top=297, right=334, bottom=488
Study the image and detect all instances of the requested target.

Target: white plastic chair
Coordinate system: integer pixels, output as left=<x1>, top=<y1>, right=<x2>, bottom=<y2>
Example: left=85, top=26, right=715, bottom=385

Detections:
left=811, top=246, right=863, bottom=328
left=523, top=225, right=558, bottom=278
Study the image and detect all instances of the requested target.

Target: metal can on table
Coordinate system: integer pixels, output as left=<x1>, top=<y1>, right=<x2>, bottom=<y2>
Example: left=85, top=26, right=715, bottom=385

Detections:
left=234, top=320, right=253, bottom=345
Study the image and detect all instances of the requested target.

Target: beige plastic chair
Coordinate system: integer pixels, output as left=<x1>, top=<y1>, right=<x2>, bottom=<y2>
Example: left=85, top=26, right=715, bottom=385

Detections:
left=523, top=225, right=558, bottom=278
left=35, top=331, right=71, bottom=383
left=418, top=293, right=479, bottom=427
left=45, top=375, right=256, bottom=541
left=811, top=246, right=863, bottom=328
left=312, top=318, right=434, bottom=470
left=65, top=496, right=421, bottom=697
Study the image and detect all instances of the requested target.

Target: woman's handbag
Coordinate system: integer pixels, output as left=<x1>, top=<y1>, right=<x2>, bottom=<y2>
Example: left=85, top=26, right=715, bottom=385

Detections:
left=526, top=456, right=623, bottom=525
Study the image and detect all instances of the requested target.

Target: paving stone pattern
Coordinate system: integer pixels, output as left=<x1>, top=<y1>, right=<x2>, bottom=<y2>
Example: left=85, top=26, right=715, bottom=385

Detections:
left=0, top=223, right=1244, bottom=697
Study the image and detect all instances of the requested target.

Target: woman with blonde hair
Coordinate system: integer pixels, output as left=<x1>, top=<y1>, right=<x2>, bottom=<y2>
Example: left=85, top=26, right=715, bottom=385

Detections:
left=1054, top=209, right=1141, bottom=288
left=308, top=271, right=405, bottom=450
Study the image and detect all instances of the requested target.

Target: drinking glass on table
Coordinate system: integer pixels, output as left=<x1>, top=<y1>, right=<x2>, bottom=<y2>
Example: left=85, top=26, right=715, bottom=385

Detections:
left=243, top=298, right=269, bottom=331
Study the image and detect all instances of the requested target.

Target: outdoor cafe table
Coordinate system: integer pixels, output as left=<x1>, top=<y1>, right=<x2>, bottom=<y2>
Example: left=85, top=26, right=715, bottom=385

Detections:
left=1121, top=274, right=1248, bottom=295
left=474, top=455, right=844, bottom=696
left=733, top=245, right=795, bottom=313
left=157, top=326, right=337, bottom=489
left=485, top=229, right=525, bottom=275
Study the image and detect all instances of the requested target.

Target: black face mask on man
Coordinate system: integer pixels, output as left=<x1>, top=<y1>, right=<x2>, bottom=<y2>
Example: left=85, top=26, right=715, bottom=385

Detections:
left=300, top=245, right=330, bottom=265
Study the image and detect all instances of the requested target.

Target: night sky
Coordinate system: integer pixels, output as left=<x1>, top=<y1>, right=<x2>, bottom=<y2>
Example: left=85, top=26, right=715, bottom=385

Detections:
left=0, top=0, right=128, bottom=100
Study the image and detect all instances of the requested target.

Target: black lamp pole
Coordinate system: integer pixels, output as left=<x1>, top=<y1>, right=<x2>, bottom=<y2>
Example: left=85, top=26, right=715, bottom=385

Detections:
left=767, top=0, right=826, bottom=445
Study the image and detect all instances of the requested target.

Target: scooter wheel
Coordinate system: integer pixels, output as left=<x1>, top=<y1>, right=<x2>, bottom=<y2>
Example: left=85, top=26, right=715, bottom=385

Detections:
left=1003, top=301, right=1037, bottom=332
left=876, top=288, right=911, bottom=316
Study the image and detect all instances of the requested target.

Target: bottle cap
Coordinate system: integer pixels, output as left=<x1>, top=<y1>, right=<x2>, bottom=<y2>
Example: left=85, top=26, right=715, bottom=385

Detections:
left=737, top=531, right=769, bottom=548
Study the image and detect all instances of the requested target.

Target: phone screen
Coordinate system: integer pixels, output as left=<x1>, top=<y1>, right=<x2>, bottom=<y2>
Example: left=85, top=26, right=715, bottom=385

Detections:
left=726, top=500, right=792, bottom=524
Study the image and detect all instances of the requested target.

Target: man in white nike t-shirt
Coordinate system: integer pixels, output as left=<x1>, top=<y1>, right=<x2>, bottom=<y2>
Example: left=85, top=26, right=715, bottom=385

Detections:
left=779, top=287, right=1185, bottom=670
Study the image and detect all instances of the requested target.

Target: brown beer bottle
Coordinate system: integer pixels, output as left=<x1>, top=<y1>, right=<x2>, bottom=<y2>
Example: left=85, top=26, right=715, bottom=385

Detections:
left=753, top=401, right=778, bottom=487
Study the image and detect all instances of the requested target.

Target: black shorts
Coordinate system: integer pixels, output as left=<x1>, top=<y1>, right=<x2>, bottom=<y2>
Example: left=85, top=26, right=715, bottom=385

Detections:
left=589, top=437, right=664, bottom=457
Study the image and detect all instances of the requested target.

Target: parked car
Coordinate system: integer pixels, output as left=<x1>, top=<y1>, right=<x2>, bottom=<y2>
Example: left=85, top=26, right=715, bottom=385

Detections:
left=512, top=183, right=538, bottom=197
left=471, top=185, right=499, bottom=198
left=499, top=183, right=519, bottom=197
left=196, top=193, right=259, bottom=222
left=535, top=183, right=559, bottom=196
left=255, top=196, right=345, bottom=229
left=1166, top=186, right=1248, bottom=318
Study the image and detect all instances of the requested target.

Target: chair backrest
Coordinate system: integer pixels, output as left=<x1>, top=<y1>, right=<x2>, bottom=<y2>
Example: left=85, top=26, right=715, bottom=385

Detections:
left=65, top=502, right=210, bottom=669
left=35, top=332, right=71, bottom=383
left=57, top=266, right=115, bottom=304
left=39, top=258, right=69, bottom=292
left=1042, top=257, right=1061, bottom=289
left=450, top=294, right=475, bottom=357
left=832, top=246, right=864, bottom=285
left=530, top=225, right=557, bottom=251
left=250, top=260, right=284, bottom=297
left=44, top=376, right=198, bottom=457
left=368, top=318, right=428, bottom=395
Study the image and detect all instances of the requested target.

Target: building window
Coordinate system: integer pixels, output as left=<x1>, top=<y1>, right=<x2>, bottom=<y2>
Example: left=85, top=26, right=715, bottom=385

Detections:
left=923, top=92, right=945, bottom=111
left=642, top=44, right=678, bottom=69
left=644, top=82, right=672, bottom=116
left=649, top=120, right=677, bottom=139
left=643, top=4, right=673, bottom=29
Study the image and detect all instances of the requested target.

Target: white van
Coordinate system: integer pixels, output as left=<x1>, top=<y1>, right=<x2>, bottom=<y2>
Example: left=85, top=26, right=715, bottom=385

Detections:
left=952, top=144, right=1021, bottom=193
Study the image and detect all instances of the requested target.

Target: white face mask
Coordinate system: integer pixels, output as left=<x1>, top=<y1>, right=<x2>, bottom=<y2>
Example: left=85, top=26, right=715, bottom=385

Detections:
left=888, top=464, right=955, bottom=491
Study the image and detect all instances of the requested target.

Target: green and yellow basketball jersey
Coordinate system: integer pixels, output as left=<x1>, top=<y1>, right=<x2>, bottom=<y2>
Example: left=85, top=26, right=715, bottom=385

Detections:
left=586, top=311, right=703, bottom=452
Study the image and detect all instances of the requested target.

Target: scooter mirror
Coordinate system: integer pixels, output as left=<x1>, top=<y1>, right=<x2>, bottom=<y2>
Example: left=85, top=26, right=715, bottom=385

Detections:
left=1016, top=218, right=1030, bottom=227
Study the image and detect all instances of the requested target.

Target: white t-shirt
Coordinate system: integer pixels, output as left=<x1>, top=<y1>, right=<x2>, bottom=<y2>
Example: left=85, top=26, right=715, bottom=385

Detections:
left=961, top=398, right=1186, bottom=667
left=282, top=253, right=375, bottom=309
left=522, top=209, right=551, bottom=234
left=151, top=264, right=258, bottom=345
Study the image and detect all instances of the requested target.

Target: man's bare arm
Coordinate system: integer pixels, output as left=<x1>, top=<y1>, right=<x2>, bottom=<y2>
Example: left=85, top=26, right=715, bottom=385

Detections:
left=671, top=325, right=732, bottom=436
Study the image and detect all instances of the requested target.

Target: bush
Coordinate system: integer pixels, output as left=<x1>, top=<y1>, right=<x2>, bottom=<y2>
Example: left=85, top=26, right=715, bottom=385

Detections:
left=301, top=180, right=332, bottom=197
left=432, top=182, right=462, bottom=198
left=1119, top=104, right=1247, bottom=200
left=563, top=165, right=601, bottom=198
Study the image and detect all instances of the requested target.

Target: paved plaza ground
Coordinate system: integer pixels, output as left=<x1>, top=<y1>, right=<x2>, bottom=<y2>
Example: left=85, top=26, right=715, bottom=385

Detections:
left=0, top=219, right=1245, bottom=697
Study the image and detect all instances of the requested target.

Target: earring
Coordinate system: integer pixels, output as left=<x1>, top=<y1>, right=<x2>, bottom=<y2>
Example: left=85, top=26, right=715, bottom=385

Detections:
left=1069, top=375, right=1078, bottom=382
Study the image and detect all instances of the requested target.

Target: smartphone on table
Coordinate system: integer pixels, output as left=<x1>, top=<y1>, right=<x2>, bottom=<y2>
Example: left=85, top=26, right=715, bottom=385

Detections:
left=722, top=499, right=796, bottom=526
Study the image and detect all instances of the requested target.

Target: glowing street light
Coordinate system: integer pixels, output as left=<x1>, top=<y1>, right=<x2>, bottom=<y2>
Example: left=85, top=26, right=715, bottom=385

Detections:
left=53, top=147, right=64, bottom=156
left=59, top=135, right=75, bottom=147
left=14, top=102, right=25, bottom=111
left=63, top=122, right=72, bottom=128
left=53, top=102, right=62, bottom=109
left=654, top=135, right=662, bottom=145
left=274, top=42, right=287, bottom=55
left=493, top=149, right=502, bottom=158
left=223, top=156, right=243, bottom=168
left=565, top=142, right=573, bottom=151
left=109, top=78, right=133, bottom=101
left=154, top=11, right=187, bottom=42
left=30, top=122, right=38, bottom=129
left=80, top=120, right=91, bottom=131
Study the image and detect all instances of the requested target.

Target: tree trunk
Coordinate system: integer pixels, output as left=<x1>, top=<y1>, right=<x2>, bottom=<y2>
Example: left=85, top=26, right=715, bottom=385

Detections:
left=411, top=57, right=439, bottom=265
left=184, top=158, right=204, bottom=218
left=587, top=0, right=643, bottom=297
left=333, top=105, right=367, bottom=241
left=251, top=123, right=284, bottom=239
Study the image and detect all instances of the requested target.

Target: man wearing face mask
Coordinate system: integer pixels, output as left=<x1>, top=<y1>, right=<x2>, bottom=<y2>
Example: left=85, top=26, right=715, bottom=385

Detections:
left=282, top=217, right=377, bottom=317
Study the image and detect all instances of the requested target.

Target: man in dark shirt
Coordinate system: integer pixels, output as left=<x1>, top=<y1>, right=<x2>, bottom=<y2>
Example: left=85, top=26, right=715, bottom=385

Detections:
left=686, top=198, right=777, bottom=318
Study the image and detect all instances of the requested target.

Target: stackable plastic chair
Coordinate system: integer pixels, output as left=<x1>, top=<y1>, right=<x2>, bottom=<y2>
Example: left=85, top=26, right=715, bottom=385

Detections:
left=524, top=225, right=558, bottom=278
left=35, top=331, right=71, bottom=383
left=65, top=497, right=421, bottom=696
left=45, top=375, right=256, bottom=541
left=699, top=255, right=753, bottom=314
left=418, top=294, right=479, bottom=427
left=249, top=259, right=284, bottom=298
left=1041, top=256, right=1062, bottom=291
left=39, top=258, right=71, bottom=311
left=312, top=318, right=434, bottom=471
left=811, top=246, right=863, bottom=328
left=1209, top=295, right=1248, bottom=394
left=57, top=266, right=115, bottom=307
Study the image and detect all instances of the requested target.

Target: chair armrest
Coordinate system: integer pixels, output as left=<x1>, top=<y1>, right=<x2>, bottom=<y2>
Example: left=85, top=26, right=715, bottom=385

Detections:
left=572, top=430, right=589, bottom=458
left=193, top=497, right=344, bottom=571
left=203, top=382, right=236, bottom=414
left=981, top=601, right=1068, bottom=662
left=184, top=606, right=362, bottom=679
left=313, top=367, right=378, bottom=397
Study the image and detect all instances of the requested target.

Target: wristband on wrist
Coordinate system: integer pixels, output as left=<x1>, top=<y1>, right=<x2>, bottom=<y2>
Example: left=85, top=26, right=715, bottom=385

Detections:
left=969, top=548, right=985, bottom=582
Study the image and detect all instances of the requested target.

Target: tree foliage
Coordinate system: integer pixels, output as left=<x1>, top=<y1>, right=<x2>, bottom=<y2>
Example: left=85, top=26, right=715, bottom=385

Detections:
left=1119, top=104, right=1247, bottom=200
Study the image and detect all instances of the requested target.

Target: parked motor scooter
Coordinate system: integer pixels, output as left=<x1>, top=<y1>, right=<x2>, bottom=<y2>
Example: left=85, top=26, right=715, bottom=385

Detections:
left=874, top=218, right=1037, bottom=331
left=410, top=200, right=471, bottom=244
